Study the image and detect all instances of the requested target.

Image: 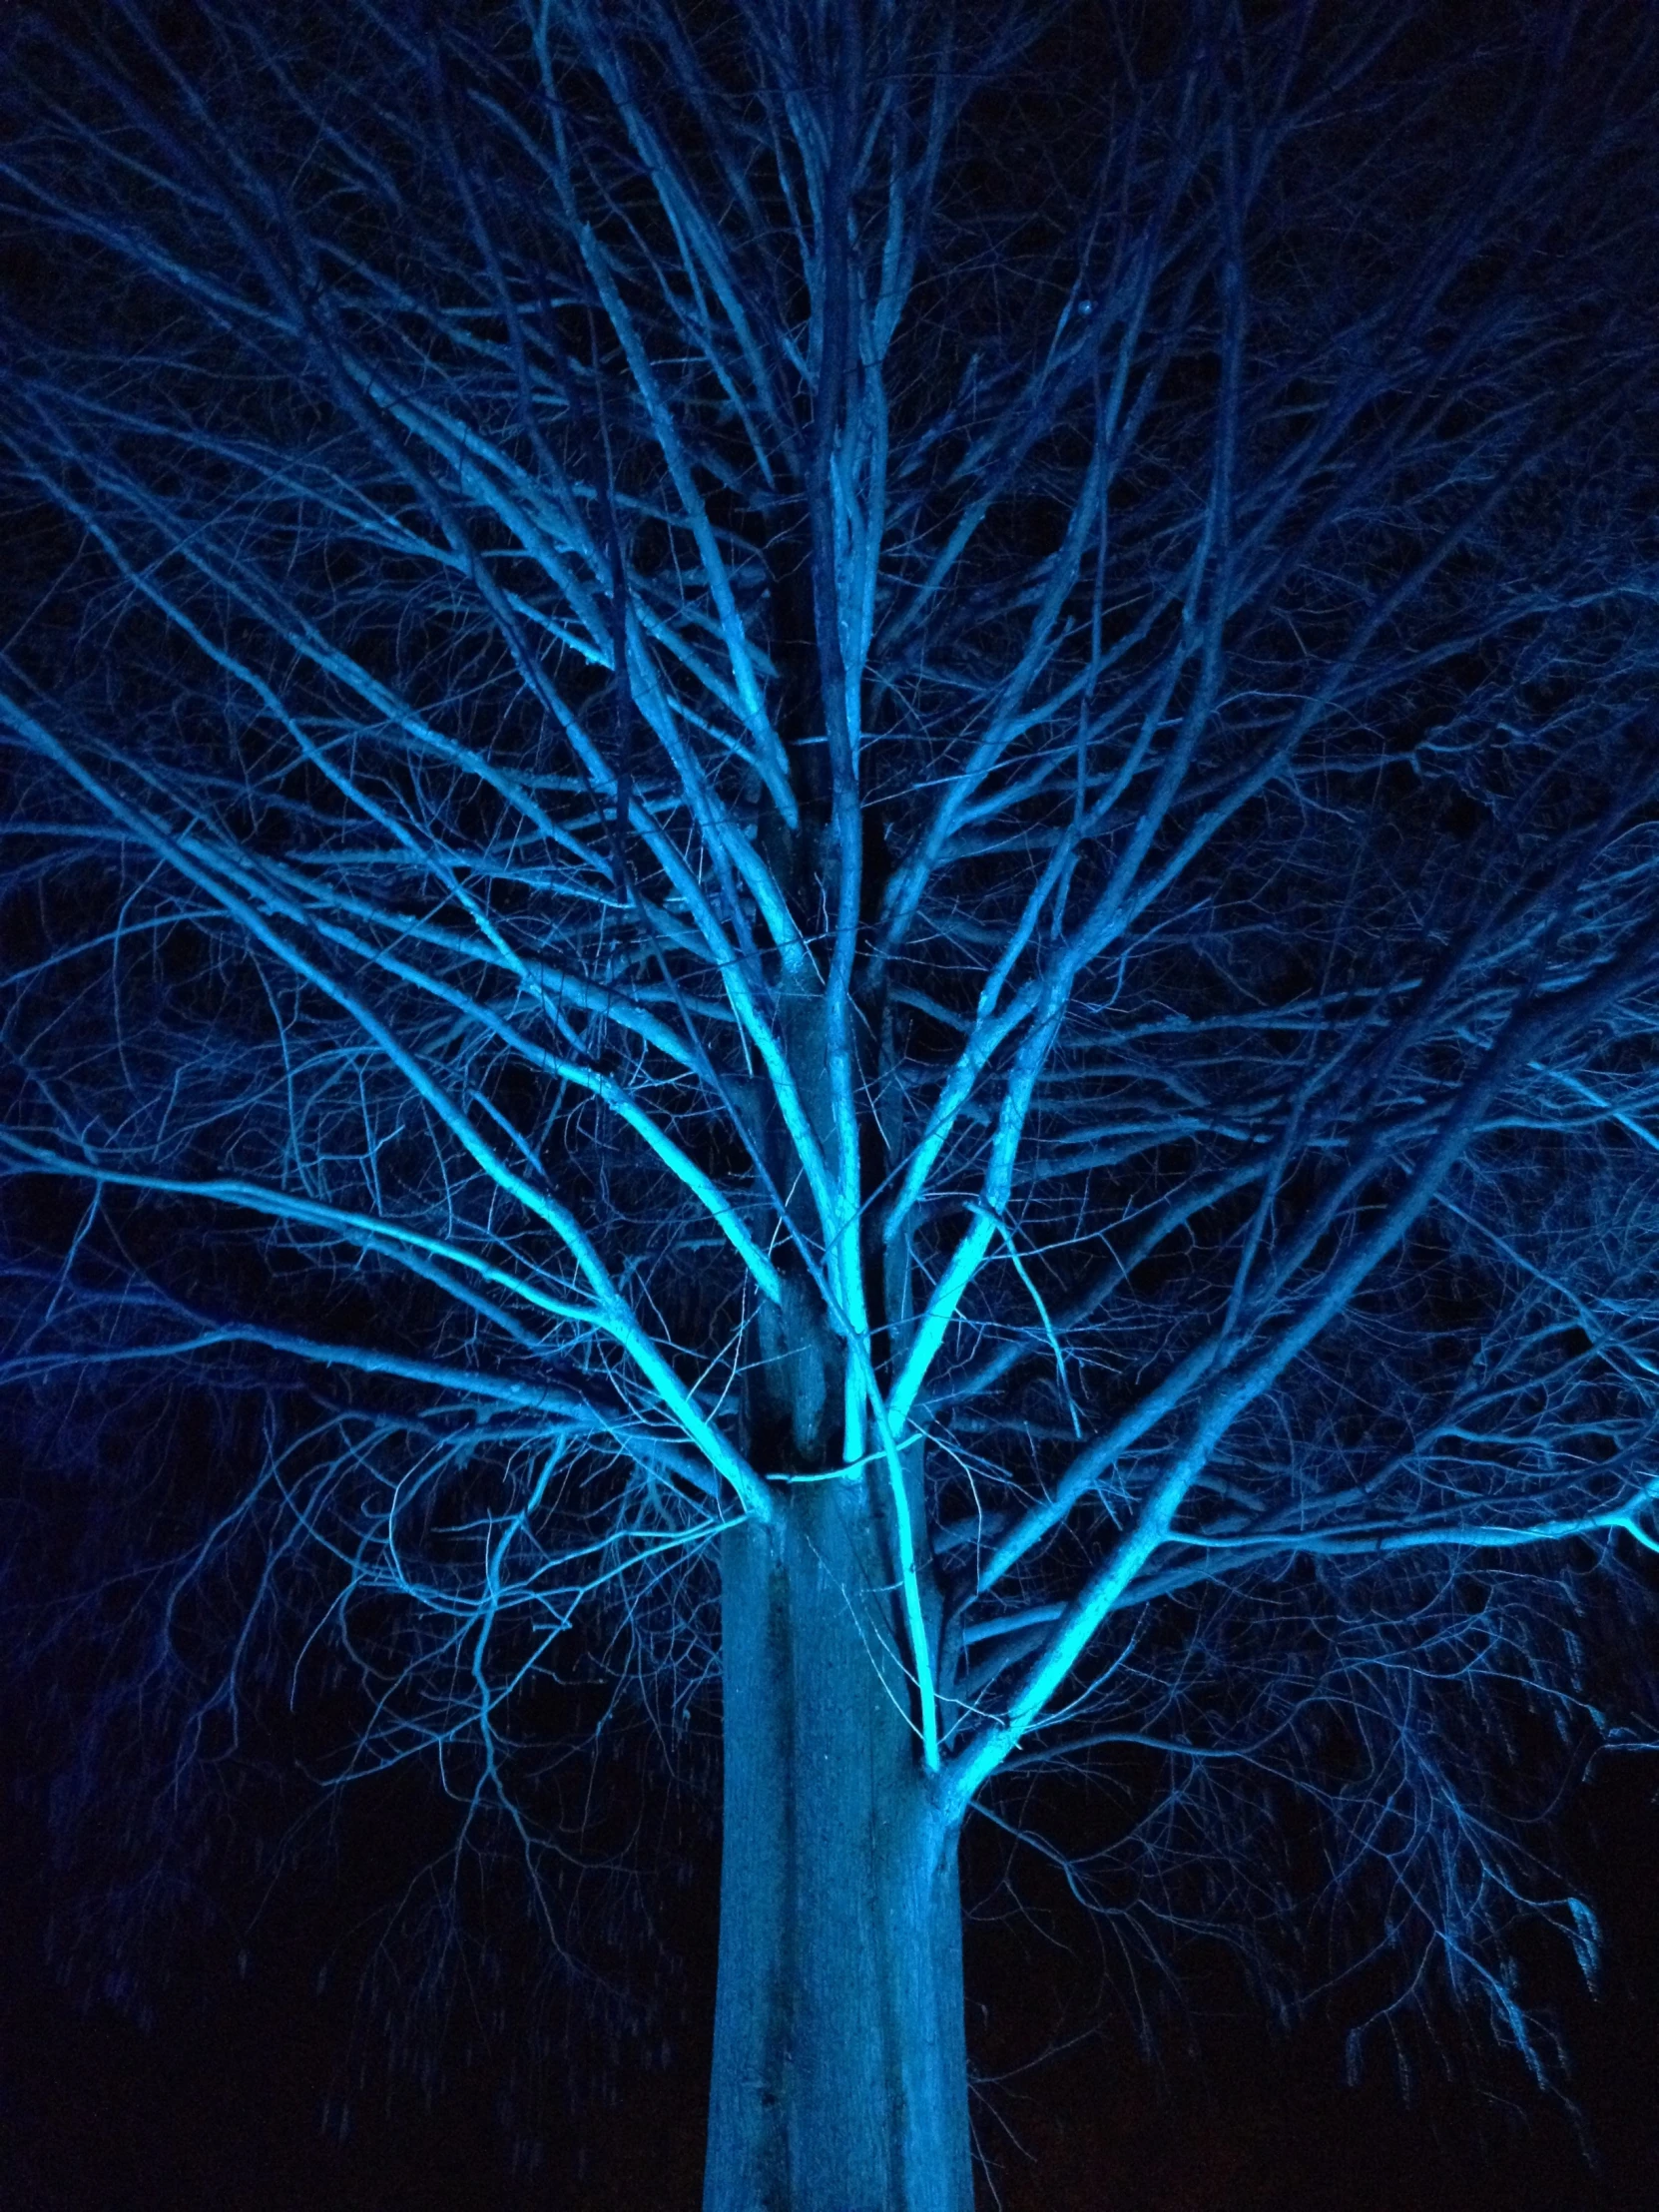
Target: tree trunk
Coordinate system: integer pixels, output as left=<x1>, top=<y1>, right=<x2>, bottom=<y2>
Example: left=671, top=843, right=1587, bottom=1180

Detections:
left=703, top=1486, right=972, bottom=2212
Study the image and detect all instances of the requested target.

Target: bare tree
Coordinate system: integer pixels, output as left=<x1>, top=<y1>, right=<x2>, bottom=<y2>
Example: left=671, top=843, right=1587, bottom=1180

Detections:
left=4, top=2, right=1659, bottom=2204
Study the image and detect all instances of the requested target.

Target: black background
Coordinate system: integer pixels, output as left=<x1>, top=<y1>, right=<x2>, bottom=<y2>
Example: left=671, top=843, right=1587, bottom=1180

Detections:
left=3, top=1727, right=1655, bottom=2211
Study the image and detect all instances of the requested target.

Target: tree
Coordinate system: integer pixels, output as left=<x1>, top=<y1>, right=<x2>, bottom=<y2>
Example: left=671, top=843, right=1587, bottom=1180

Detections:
left=3, top=1, right=1659, bottom=2204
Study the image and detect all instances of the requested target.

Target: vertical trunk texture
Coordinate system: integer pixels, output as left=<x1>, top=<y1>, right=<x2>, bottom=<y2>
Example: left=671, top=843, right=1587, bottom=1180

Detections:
left=703, top=1487, right=971, bottom=2212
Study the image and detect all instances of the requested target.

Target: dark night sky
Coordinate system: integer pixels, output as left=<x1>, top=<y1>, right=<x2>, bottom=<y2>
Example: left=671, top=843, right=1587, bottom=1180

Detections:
left=3, top=1721, right=1657, bottom=2210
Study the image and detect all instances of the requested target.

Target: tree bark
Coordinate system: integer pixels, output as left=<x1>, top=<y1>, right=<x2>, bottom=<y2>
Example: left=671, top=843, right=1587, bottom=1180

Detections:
left=703, top=1487, right=971, bottom=2212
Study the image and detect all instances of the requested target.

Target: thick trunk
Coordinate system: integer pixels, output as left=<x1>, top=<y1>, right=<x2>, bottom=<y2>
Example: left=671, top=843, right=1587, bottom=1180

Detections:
left=703, top=1487, right=972, bottom=2212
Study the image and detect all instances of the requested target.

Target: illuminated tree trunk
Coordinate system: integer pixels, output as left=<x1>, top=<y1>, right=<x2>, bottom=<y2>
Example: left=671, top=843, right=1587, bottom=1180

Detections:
left=703, top=1487, right=971, bottom=2212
